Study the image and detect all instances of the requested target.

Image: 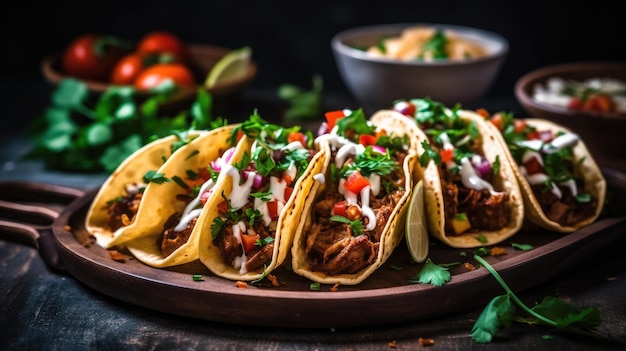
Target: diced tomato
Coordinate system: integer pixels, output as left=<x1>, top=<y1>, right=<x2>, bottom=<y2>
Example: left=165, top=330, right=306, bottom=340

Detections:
left=332, top=200, right=347, bottom=217
left=489, top=113, right=503, bottom=131
left=523, top=156, right=543, bottom=175
left=359, top=134, right=377, bottom=146
left=217, top=200, right=230, bottom=214
left=324, top=110, right=345, bottom=130
left=283, top=186, right=294, bottom=202
left=513, top=120, right=526, bottom=134
left=198, top=168, right=212, bottom=181
left=240, top=233, right=260, bottom=253
left=439, top=148, right=454, bottom=163
left=267, top=200, right=280, bottom=220
left=287, top=132, right=307, bottom=147
left=475, top=108, right=490, bottom=119
left=568, top=97, right=583, bottom=111
left=525, top=130, right=541, bottom=140
left=282, top=174, right=293, bottom=186
left=200, top=191, right=211, bottom=206
left=582, top=95, right=615, bottom=113
left=343, top=171, right=370, bottom=194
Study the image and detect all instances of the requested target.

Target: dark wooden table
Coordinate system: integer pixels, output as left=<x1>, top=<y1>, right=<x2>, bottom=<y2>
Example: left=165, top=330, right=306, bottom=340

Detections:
left=1, top=84, right=625, bottom=350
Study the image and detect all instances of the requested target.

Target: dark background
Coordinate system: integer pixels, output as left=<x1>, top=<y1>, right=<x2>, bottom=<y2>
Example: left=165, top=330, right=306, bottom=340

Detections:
left=2, top=0, right=626, bottom=125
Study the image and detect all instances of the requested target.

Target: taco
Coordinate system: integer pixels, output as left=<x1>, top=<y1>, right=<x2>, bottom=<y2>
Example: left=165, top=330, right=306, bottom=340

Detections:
left=391, top=98, right=524, bottom=248
left=481, top=111, right=606, bottom=232
left=86, top=130, right=208, bottom=248
left=197, top=111, right=327, bottom=281
left=290, top=109, right=419, bottom=285
left=110, top=125, right=243, bottom=268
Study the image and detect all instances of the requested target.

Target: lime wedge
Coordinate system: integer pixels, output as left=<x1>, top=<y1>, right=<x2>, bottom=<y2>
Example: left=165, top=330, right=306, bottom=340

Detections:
left=405, top=179, right=429, bottom=263
left=204, top=46, right=252, bottom=88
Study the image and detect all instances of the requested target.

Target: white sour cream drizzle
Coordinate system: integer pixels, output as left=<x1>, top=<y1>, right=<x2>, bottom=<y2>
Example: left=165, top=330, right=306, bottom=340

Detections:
left=173, top=147, right=237, bottom=232
left=438, top=132, right=501, bottom=195
left=517, top=132, right=580, bottom=199
left=222, top=147, right=302, bottom=273
left=315, top=127, right=387, bottom=231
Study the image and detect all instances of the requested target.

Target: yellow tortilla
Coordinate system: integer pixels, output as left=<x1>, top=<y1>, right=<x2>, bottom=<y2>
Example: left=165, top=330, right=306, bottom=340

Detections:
left=493, top=118, right=606, bottom=233
left=290, top=110, right=419, bottom=285
left=418, top=109, right=525, bottom=248
left=197, top=134, right=329, bottom=281
left=112, top=125, right=239, bottom=268
left=85, top=130, right=207, bottom=248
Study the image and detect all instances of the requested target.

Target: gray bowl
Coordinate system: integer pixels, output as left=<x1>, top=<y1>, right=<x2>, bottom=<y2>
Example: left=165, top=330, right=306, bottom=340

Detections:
left=331, top=23, right=509, bottom=112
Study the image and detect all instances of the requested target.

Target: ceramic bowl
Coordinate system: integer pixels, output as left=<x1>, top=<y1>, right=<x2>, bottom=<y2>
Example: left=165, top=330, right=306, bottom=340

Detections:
left=515, top=61, right=626, bottom=167
left=331, top=23, right=509, bottom=112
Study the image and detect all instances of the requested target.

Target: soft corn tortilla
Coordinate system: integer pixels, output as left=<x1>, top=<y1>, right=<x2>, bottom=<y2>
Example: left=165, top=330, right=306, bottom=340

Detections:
left=494, top=118, right=606, bottom=233
left=197, top=135, right=329, bottom=281
left=290, top=110, right=420, bottom=285
left=86, top=130, right=207, bottom=249
left=419, top=109, right=525, bottom=248
left=110, top=125, right=239, bottom=268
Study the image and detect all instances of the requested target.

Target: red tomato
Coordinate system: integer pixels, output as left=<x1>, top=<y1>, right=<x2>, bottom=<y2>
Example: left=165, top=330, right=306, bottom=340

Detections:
left=439, top=148, right=454, bottom=163
left=267, top=201, right=280, bottom=220
left=343, top=171, right=370, bottom=194
left=240, top=233, right=260, bottom=254
left=359, top=134, right=377, bottom=146
left=523, top=156, right=544, bottom=175
left=62, top=34, right=127, bottom=82
left=134, top=63, right=196, bottom=90
left=283, top=187, right=294, bottom=202
left=324, top=110, right=345, bottom=130
left=489, top=113, right=503, bottom=131
left=287, top=132, right=307, bottom=147
left=137, top=31, right=188, bottom=63
left=392, top=100, right=416, bottom=117
left=110, top=53, right=147, bottom=85
left=332, top=201, right=347, bottom=217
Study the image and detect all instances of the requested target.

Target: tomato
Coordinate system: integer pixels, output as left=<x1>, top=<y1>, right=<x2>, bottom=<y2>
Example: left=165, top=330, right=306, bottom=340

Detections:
left=240, top=233, right=260, bottom=254
left=324, top=110, right=345, bottom=130
left=137, top=31, right=188, bottom=63
left=343, top=171, right=370, bottom=194
left=110, top=53, right=147, bottom=85
left=287, top=132, right=307, bottom=147
left=489, top=113, right=503, bottom=131
left=283, top=186, right=294, bottom=202
left=392, top=100, right=416, bottom=117
left=134, top=63, right=196, bottom=90
left=332, top=201, right=347, bottom=217
left=359, top=134, right=377, bottom=146
left=439, top=148, right=454, bottom=163
left=62, top=34, right=127, bottom=82
left=266, top=201, right=280, bottom=220
left=582, top=95, right=616, bottom=113
left=523, top=156, right=544, bottom=175
left=513, top=119, right=527, bottom=134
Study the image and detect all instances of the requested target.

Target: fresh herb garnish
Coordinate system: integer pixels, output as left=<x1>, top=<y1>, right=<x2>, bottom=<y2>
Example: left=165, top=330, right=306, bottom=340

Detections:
left=278, top=74, right=324, bottom=121
left=26, top=79, right=226, bottom=172
left=471, top=255, right=601, bottom=344
left=407, top=258, right=451, bottom=286
left=329, top=215, right=365, bottom=235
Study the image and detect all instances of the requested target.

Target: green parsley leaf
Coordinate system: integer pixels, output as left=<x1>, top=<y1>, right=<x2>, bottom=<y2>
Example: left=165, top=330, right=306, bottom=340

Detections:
left=329, top=215, right=364, bottom=236
left=407, top=258, right=451, bottom=286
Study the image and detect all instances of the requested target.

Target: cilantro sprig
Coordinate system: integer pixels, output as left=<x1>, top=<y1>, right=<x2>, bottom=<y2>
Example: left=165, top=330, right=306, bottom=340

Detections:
left=26, top=78, right=227, bottom=173
left=471, top=255, right=601, bottom=344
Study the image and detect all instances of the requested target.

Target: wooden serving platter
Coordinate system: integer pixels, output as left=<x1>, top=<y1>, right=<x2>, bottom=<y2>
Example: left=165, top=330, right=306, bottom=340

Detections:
left=1, top=169, right=625, bottom=328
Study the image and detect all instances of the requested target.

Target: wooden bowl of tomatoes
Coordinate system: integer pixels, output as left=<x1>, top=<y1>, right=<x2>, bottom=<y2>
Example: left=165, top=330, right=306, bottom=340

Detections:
left=42, top=31, right=257, bottom=113
left=514, top=61, right=626, bottom=168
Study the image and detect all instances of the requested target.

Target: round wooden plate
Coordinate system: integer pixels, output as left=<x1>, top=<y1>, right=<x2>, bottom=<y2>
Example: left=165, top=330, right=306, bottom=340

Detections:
left=40, top=169, right=626, bottom=328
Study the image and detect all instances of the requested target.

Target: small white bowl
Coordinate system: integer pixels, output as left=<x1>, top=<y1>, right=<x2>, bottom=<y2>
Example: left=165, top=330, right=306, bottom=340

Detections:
left=331, top=23, right=509, bottom=112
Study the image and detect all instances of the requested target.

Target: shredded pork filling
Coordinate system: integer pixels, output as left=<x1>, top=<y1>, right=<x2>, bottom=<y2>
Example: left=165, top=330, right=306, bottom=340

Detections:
left=303, top=150, right=406, bottom=275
